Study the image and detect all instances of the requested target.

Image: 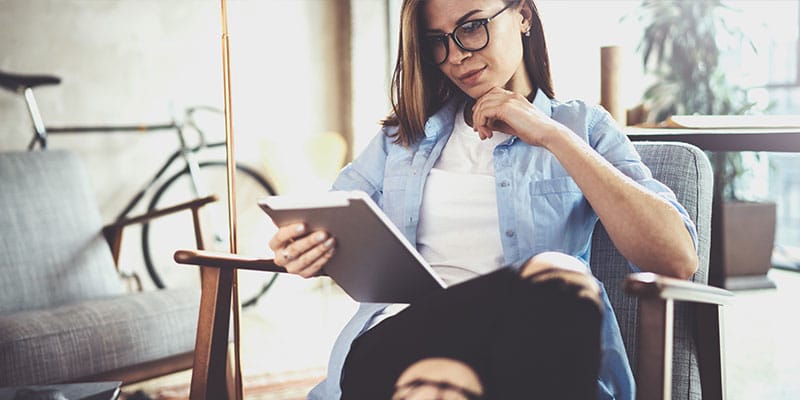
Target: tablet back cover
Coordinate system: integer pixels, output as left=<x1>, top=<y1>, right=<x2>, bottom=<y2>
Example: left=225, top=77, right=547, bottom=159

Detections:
left=259, top=192, right=446, bottom=303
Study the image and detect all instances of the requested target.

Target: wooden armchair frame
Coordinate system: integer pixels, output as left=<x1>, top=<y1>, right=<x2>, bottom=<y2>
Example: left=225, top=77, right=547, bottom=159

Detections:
left=625, top=272, right=732, bottom=400
left=100, top=196, right=217, bottom=292
left=174, top=250, right=733, bottom=400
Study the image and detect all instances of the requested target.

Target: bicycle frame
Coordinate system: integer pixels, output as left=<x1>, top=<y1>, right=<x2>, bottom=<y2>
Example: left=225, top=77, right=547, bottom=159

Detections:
left=115, top=139, right=227, bottom=222
left=5, top=72, right=279, bottom=305
left=17, top=82, right=225, bottom=223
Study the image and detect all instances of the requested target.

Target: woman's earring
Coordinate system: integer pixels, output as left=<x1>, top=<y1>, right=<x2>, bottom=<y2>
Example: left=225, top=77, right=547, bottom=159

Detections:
left=523, top=29, right=531, bottom=37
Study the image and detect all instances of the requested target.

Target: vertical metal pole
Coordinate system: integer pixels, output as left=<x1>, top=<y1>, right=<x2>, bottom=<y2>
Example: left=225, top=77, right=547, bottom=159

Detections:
left=796, top=0, right=800, bottom=84
left=220, top=1, right=244, bottom=399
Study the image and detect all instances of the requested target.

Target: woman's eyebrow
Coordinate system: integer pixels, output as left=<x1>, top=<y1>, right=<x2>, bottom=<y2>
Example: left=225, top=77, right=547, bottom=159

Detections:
left=425, top=9, right=483, bottom=33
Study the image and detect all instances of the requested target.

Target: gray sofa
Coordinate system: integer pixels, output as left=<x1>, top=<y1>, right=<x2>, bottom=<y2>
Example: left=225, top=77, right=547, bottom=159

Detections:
left=0, top=150, right=211, bottom=385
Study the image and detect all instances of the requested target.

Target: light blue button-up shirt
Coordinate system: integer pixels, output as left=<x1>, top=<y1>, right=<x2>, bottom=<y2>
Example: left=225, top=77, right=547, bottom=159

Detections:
left=308, top=89, right=697, bottom=400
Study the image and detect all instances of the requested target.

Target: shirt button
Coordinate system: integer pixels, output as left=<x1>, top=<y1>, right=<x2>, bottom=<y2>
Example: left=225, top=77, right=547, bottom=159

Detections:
left=499, top=181, right=510, bottom=188
left=505, top=230, right=515, bottom=237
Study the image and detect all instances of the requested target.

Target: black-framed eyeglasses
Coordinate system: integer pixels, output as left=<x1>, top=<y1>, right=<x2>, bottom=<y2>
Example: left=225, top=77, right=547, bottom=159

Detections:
left=422, top=1, right=516, bottom=65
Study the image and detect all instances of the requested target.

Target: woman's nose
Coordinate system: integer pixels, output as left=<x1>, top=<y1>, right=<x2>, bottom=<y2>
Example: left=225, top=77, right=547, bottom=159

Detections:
left=446, top=36, right=471, bottom=64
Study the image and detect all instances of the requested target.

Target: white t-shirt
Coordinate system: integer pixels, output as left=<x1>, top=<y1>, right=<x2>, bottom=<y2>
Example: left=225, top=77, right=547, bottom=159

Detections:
left=369, top=105, right=511, bottom=328
left=418, top=103, right=511, bottom=286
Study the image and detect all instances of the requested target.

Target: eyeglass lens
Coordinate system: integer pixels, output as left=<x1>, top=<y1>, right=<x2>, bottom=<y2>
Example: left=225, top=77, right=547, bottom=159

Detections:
left=427, top=21, right=489, bottom=65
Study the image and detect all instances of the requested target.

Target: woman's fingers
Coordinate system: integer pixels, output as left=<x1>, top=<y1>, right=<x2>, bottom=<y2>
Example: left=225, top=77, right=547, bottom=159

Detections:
left=268, top=223, right=337, bottom=278
left=268, top=223, right=306, bottom=253
left=294, top=240, right=336, bottom=278
left=282, top=231, right=336, bottom=277
left=472, top=88, right=559, bottom=146
left=471, top=88, right=516, bottom=138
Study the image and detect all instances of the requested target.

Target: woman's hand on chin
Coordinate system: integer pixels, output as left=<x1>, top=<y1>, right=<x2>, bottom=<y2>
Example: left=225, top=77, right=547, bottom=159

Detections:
left=470, top=87, right=569, bottom=149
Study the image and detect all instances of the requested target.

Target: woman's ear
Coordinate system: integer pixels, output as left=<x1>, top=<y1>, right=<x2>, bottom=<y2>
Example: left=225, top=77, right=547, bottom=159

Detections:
left=518, top=2, right=533, bottom=33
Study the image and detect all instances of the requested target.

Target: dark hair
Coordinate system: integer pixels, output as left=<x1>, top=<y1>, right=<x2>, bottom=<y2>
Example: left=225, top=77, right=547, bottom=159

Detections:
left=382, top=0, right=554, bottom=146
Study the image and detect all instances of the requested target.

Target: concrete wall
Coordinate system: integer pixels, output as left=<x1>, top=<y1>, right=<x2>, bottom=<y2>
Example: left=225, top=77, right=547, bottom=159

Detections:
left=0, top=0, right=354, bottom=218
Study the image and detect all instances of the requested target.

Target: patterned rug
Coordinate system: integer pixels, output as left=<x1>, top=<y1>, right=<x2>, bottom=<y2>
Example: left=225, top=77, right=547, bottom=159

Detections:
left=120, top=368, right=325, bottom=400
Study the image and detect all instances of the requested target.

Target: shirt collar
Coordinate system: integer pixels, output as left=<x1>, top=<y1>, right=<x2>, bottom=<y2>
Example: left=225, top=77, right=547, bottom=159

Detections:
left=531, top=87, right=553, bottom=117
left=423, top=96, right=461, bottom=138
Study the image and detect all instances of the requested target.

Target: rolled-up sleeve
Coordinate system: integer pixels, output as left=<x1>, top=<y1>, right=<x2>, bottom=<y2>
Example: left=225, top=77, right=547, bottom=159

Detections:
left=587, top=107, right=699, bottom=272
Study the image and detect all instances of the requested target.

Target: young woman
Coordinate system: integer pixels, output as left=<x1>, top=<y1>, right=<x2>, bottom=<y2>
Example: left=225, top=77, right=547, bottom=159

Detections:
left=268, top=0, right=699, bottom=398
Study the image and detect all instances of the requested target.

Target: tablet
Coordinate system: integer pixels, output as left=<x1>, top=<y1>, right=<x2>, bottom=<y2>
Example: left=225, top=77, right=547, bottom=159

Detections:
left=258, top=191, right=447, bottom=303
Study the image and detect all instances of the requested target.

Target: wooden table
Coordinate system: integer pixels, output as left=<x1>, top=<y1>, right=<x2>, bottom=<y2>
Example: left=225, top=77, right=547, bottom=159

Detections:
left=627, top=127, right=800, bottom=289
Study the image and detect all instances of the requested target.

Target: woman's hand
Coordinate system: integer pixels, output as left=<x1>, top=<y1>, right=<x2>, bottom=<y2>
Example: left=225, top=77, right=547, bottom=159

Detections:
left=470, top=87, right=568, bottom=148
left=269, top=223, right=336, bottom=278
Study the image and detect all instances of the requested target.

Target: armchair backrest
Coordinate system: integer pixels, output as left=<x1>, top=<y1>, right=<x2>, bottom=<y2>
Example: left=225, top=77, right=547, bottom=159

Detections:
left=591, top=142, right=713, bottom=400
left=0, top=151, right=125, bottom=315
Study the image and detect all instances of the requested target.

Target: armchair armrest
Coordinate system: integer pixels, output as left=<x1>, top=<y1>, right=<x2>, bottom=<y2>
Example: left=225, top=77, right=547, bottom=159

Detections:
left=624, top=272, right=733, bottom=305
left=624, top=272, right=732, bottom=400
left=173, top=249, right=287, bottom=273
left=101, top=195, right=218, bottom=289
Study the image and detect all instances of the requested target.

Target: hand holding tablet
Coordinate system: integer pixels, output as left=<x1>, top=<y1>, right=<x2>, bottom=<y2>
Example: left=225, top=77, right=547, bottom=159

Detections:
left=260, top=191, right=447, bottom=303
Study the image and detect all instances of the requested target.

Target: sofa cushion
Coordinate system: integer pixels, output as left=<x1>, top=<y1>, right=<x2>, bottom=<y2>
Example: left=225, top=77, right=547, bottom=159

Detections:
left=0, top=151, right=125, bottom=314
left=0, top=288, right=199, bottom=385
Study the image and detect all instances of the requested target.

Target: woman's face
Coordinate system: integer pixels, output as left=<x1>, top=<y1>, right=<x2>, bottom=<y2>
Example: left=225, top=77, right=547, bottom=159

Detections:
left=422, top=0, right=532, bottom=99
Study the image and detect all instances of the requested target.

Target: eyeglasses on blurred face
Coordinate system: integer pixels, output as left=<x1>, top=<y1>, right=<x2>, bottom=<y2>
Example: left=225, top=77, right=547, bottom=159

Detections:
left=422, top=1, right=516, bottom=65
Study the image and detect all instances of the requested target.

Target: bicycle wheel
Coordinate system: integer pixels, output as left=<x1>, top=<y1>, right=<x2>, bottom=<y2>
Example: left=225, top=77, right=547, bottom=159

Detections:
left=142, top=161, right=279, bottom=307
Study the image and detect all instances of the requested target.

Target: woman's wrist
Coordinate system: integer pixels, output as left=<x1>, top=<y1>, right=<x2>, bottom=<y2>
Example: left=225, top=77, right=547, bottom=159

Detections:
left=540, top=123, right=578, bottom=154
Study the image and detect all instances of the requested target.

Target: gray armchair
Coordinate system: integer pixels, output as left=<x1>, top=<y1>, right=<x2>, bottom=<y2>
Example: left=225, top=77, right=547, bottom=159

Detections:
left=0, top=150, right=214, bottom=386
left=175, top=142, right=732, bottom=400
left=592, top=142, right=732, bottom=400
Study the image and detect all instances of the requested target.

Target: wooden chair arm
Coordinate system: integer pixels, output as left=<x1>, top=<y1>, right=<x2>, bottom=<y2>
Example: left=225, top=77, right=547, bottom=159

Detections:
left=104, top=195, right=218, bottom=231
left=101, top=195, right=218, bottom=278
left=624, top=272, right=732, bottom=400
left=624, top=272, right=733, bottom=305
left=173, top=249, right=288, bottom=274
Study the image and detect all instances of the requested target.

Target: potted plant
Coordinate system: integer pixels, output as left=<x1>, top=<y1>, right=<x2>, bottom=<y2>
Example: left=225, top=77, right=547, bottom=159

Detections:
left=635, top=0, right=776, bottom=288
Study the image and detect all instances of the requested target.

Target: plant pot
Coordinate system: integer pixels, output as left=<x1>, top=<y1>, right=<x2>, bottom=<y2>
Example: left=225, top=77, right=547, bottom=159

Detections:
left=721, top=200, right=777, bottom=290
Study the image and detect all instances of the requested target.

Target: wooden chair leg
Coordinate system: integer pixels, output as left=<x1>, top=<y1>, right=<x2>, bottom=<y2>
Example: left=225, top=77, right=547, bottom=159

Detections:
left=694, top=303, right=727, bottom=400
left=636, top=298, right=674, bottom=400
left=189, top=207, right=236, bottom=400
left=189, top=266, right=235, bottom=400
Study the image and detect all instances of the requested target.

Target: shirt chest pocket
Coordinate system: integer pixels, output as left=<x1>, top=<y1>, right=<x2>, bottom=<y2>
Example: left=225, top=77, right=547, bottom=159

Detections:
left=529, top=176, right=595, bottom=253
left=382, top=175, right=408, bottom=223
left=531, top=176, right=582, bottom=196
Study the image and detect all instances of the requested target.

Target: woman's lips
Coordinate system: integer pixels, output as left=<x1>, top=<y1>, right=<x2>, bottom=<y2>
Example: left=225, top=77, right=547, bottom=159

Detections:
left=458, top=66, right=486, bottom=86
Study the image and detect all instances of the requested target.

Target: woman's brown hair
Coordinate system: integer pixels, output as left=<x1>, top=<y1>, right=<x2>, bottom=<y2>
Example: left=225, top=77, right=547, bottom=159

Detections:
left=382, top=0, right=554, bottom=146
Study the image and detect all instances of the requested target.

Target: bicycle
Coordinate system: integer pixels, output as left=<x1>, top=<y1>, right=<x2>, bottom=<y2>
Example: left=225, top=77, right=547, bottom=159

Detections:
left=0, top=69, right=279, bottom=307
